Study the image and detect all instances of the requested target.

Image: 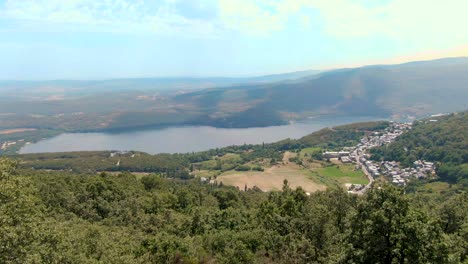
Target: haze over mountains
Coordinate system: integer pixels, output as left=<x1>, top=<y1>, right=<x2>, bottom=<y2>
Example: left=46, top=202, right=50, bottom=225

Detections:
left=176, top=57, right=468, bottom=124
left=0, top=70, right=321, bottom=100
left=0, top=57, right=467, bottom=133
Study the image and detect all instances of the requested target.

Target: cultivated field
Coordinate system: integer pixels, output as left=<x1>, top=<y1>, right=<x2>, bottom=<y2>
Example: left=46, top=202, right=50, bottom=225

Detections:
left=218, top=152, right=327, bottom=192
left=0, top=128, right=37, bottom=135
left=217, top=151, right=368, bottom=192
left=218, top=165, right=327, bottom=193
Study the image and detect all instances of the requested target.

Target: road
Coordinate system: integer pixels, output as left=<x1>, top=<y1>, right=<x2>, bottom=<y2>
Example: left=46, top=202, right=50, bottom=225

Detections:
left=355, top=155, right=374, bottom=195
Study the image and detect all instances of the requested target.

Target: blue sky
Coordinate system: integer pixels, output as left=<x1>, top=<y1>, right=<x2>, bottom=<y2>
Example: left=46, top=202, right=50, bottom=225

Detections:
left=0, top=0, right=467, bottom=80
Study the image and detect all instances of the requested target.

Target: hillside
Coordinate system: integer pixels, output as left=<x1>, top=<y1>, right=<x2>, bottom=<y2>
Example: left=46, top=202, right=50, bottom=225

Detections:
left=1, top=58, right=467, bottom=149
left=370, top=111, right=468, bottom=184
left=175, top=57, right=468, bottom=126
left=298, top=121, right=389, bottom=148
left=0, top=70, right=320, bottom=100
left=1, top=157, right=467, bottom=263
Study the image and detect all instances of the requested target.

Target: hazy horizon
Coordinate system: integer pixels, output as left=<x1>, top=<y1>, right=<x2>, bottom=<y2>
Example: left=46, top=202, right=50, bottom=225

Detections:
left=0, top=56, right=467, bottom=82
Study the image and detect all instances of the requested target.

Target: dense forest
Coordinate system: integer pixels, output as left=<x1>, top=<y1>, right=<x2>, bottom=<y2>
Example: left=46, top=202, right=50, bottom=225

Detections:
left=370, top=112, right=467, bottom=184
left=1, top=157, right=467, bottom=263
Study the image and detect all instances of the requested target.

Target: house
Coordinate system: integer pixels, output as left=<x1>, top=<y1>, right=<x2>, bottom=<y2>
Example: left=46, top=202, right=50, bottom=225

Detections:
left=323, top=151, right=340, bottom=158
left=341, top=156, right=352, bottom=163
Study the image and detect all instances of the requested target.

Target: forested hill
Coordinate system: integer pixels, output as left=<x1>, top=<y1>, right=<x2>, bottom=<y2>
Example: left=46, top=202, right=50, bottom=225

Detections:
left=1, top=157, right=467, bottom=263
left=370, top=111, right=468, bottom=184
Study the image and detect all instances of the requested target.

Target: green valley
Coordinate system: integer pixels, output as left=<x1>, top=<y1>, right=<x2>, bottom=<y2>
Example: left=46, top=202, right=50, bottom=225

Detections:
left=1, top=111, right=467, bottom=263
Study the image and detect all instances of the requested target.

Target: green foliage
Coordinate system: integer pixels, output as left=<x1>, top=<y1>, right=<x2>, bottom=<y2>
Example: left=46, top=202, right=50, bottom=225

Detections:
left=141, top=174, right=162, bottom=190
left=16, top=151, right=191, bottom=175
left=235, top=165, right=250, bottom=171
left=0, top=157, right=18, bottom=180
left=0, top=158, right=44, bottom=263
left=0, top=157, right=465, bottom=263
left=251, top=165, right=264, bottom=172
left=299, top=121, right=389, bottom=150
left=347, top=185, right=447, bottom=263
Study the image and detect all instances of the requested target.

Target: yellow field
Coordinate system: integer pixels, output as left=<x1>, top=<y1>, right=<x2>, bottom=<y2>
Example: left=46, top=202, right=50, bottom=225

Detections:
left=215, top=150, right=370, bottom=193
left=218, top=152, right=326, bottom=192
left=0, top=128, right=37, bottom=135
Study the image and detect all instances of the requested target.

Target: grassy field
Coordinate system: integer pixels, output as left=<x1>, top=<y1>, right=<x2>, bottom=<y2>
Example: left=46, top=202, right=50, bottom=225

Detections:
left=299, top=147, right=321, bottom=158
left=98, top=171, right=153, bottom=179
left=195, top=153, right=243, bottom=171
left=417, top=181, right=460, bottom=194
left=192, top=169, right=220, bottom=179
left=304, top=163, right=369, bottom=186
left=316, top=164, right=368, bottom=185
left=215, top=150, right=369, bottom=192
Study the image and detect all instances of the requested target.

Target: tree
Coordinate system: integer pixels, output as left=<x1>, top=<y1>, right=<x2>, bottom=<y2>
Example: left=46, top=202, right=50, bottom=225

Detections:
left=141, top=174, right=162, bottom=190
left=0, top=157, right=18, bottom=180
left=0, top=158, right=43, bottom=263
left=347, top=185, right=447, bottom=263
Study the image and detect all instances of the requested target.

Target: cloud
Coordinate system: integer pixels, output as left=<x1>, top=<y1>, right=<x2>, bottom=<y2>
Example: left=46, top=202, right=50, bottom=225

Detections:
left=312, top=0, right=468, bottom=45
left=219, top=0, right=468, bottom=55
left=2, top=0, right=468, bottom=50
left=0, top=0, right=315, bottom=36
left=217, top=0, right=317, bottom=35
left=218, top=0, right=287, bottom=35
left=1, top=0, right=219, bottom=36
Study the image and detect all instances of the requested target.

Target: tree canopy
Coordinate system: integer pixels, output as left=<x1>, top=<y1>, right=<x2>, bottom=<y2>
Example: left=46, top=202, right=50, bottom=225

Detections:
left=1, top=157, right=466, bottom=263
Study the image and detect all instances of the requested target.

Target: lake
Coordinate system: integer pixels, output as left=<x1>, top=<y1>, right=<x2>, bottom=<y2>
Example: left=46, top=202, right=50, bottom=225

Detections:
left=19, top=116, right=383, bottom=154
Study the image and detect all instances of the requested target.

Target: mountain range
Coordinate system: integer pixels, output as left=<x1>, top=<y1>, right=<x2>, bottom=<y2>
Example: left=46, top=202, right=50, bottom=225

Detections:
left=175, top=57, right=468, bottom=126
left=0, top=57, right=467, bottom=133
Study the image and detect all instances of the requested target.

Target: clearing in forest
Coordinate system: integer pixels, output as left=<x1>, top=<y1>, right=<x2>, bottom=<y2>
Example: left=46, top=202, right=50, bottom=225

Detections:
left=218, top=151, right=326, bottom=192
left=217, top=150, right=368, bottom=192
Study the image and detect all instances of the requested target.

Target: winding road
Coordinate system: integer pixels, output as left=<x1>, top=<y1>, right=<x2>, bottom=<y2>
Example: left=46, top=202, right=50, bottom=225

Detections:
left=355, top=155, right=374, bottom=194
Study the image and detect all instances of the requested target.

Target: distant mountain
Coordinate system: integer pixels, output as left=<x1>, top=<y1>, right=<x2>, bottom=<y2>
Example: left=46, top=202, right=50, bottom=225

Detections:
left=0, top=69, right=321, bottom=131
left=0, top=57, right=467, bottom=134
left=175, top=57, right=468, bottom=125
left=0, top=70, right=321, bottom=100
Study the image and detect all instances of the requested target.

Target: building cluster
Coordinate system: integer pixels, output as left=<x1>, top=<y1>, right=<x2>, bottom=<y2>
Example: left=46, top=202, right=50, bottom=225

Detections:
left=0, top=140, right=25, bottom=150
left=1, top=141, right=16, bottom=150
left=323, top=151, right=350, bottom=160
left=324, top=121, right=436, bottom=189
left=109, top=151, right=129, bottom=157
left=347, top=183, right=365, bottom=192
left=378, top=160, right=435, bottom=185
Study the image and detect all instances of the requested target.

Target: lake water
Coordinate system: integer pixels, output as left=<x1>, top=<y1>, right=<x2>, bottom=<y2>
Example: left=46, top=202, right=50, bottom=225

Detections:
left=20, top=116, right=383, bottom=154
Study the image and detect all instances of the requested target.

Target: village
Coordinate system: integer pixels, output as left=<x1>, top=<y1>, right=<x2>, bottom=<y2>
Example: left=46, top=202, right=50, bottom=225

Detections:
left=0, top=139, right=33, bottom=154
left=0, top=140, right=25, bottom=151
left=323, top=121, right=436, bottom=192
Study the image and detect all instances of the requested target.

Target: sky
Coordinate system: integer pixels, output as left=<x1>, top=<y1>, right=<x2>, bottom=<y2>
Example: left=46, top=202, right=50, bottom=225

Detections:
left=0, top=0, right=467, bottom=80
